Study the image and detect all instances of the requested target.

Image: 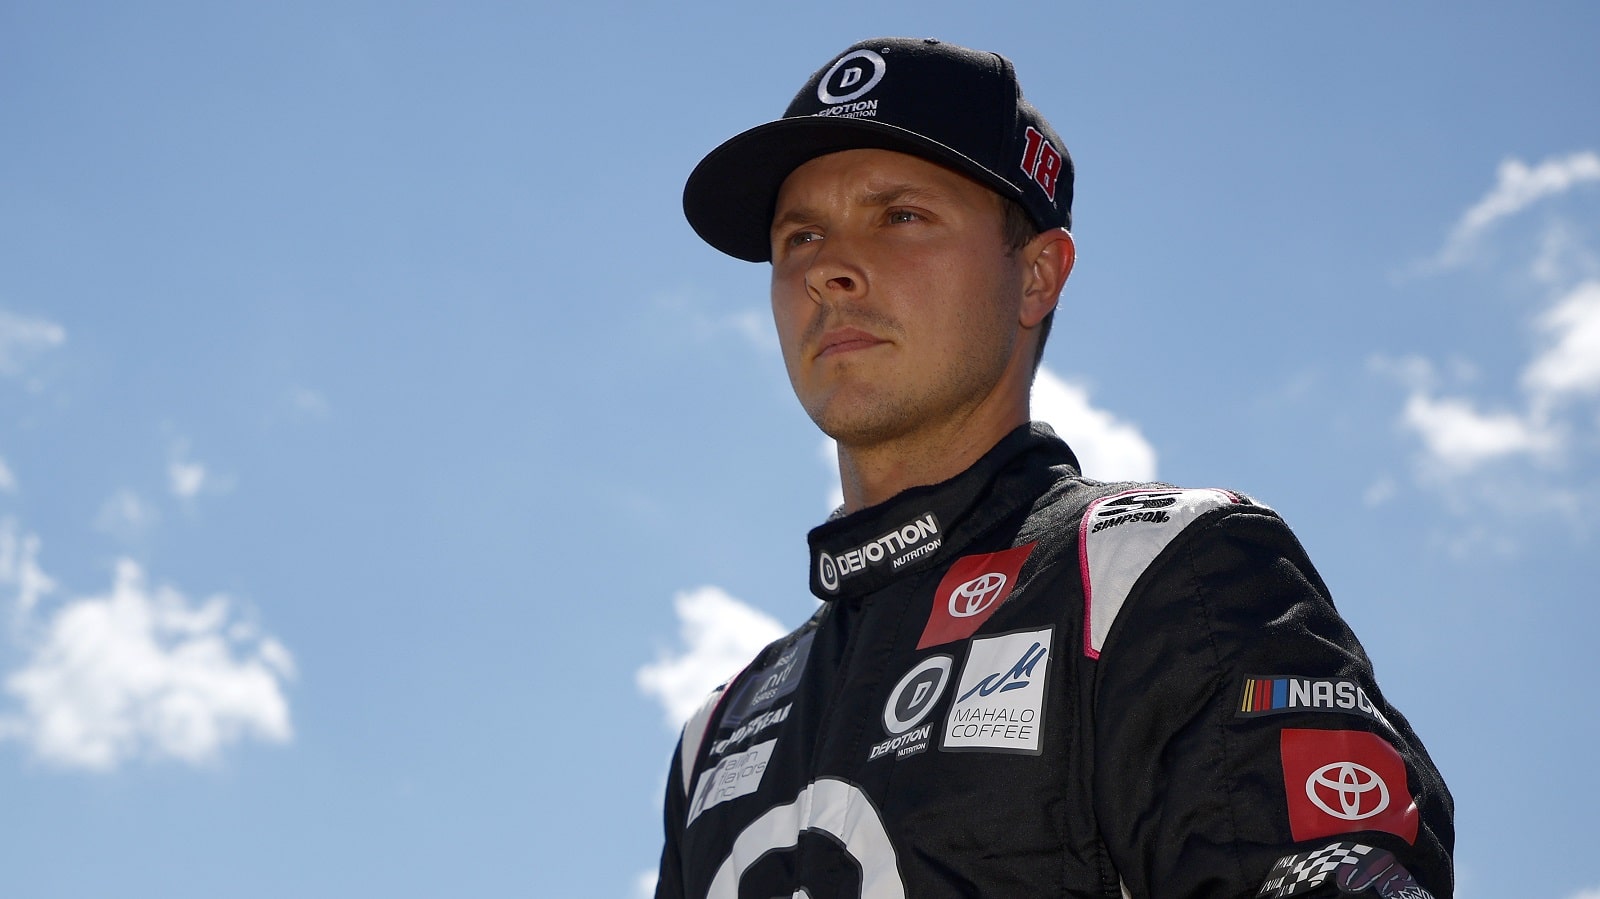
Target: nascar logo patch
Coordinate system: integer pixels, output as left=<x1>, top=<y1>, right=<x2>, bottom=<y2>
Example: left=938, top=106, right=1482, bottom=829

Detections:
left=1237, top=675, right=1392, bottom=731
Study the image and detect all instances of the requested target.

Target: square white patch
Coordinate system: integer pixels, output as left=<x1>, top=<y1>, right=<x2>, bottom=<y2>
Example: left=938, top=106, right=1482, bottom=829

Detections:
left=942, top=628, right=1052, bottom=754
left=686, top=738, right=777, bottom=826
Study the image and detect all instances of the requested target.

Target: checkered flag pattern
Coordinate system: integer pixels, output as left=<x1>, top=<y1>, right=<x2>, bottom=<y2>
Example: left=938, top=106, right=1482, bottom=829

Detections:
left=1256, top=842, right=1373, bottom=898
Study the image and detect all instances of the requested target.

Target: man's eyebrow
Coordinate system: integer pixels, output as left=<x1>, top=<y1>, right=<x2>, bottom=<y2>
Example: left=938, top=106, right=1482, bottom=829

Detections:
left=771, top=184, right=953, bottom=234
left=859, top=184, right=947, bottom=207
left=771, top=205, right=823, bottom=234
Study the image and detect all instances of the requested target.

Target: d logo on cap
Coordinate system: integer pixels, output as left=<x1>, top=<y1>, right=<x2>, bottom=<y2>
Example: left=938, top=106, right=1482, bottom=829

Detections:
left=818, top=50, right=886, bottom=104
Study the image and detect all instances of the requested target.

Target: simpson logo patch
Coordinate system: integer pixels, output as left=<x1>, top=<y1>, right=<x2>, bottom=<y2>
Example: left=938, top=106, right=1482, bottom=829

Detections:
left=1080, top=487, right=1241, bottom=658
left=916, top=542, right=1035, bottom=649
left=1280, top=729, right=1418, bottom=844
left=1238, top=675, right=1393, bottom=731
left=941, top=628, right=1051, bottom=754
left=1088, top=489, right=1184, bottom=533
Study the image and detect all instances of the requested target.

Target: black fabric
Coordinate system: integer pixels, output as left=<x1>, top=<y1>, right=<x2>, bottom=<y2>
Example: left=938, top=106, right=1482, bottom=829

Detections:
left=653, top=423, right=1454, bottom=898
left=806, top=423, right=1075, bottom=599
left=683, top=37, right=1073, bottom=262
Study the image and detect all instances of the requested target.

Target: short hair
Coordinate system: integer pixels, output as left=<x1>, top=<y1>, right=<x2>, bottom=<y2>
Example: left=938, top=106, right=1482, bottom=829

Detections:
left=999, top=196, right=1055, bottom=371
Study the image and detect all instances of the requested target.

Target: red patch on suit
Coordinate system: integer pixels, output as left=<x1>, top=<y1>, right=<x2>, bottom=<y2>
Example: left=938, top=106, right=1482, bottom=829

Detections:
left=915, top=543, right=1036, bottom=650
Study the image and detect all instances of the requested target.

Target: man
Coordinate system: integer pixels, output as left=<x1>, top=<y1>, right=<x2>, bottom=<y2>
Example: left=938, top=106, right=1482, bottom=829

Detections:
left=655, top=37, right=1453, bottom=899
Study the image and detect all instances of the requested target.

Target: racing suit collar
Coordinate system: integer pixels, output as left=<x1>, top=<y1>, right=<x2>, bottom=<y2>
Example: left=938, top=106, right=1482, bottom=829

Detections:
left=807, top=422, right=1081, bottom=601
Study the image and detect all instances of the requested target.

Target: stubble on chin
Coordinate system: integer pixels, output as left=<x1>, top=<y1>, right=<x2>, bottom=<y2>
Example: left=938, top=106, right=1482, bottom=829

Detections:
left=787, top=306, right=911, bottom=446
left=804, top=382, right=919, bottom=450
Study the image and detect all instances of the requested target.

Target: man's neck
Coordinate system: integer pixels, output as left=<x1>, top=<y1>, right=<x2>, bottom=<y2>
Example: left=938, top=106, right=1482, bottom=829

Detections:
left=835, top=405, right=1029, bottom=513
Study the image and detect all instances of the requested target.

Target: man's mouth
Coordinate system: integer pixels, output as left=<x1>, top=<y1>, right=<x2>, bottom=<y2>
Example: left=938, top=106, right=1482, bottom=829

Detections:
left=817, top=327, right=887, bottom=359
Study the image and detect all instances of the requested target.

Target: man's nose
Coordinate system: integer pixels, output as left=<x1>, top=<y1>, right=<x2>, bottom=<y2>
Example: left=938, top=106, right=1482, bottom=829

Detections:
left=804, top=237, right=865, bottom=303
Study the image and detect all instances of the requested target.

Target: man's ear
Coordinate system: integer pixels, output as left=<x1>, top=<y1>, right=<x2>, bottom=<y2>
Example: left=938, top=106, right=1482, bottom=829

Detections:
left=1019, top=228, right=1075, bottom=328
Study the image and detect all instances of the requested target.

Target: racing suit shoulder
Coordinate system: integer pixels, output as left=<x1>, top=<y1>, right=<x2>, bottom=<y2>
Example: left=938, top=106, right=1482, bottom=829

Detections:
left=655, top=683, right=728, bottom=899
left=653, top=609, right=828, bottom=898
left=677, top=685, right=730, bottom=797
left=1083, top=496, right=1454, bottom=898
left=1077, top=485, right=1248, bottom=660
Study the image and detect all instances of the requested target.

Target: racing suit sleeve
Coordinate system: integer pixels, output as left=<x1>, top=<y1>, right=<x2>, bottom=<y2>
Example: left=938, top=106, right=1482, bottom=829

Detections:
left=1089, top=505, right=1453, bottom=898
left=653, top=738, right=688, bottom=899
left=654, top=684, right=726, bottom=899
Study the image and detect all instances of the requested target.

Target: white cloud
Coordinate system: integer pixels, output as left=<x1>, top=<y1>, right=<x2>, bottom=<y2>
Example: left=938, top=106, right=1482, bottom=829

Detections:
left=168, top=460, right=207, bottom=500
left=288, top=386, right=332, bottom=420
left=94, top=489, right=159, bottom=542
left=724, top=309, right=773, bottom=351
left=636, top=586, right=786, bottom=730
left=0, top=521, right=56, bottom=618
left=1032, top=366, right=1158, bottom=482
left=1524, top=281, right=1600, bottom=403
left=1385, top=280, right=1600, bottom=478
left=1437, top=151, right=1600, bottom=266
left=0, top=457, right=14, bottom=493
left=1370, top=353, right=1441, bottom=394
left=653, top=291, right=777, bottom=353
left=685, top=306, right=775, bottom=353
left=1460, top=152, right=1600, bottom=237
left=1562, top=888, right=1600, bottom=899
left=1362, top=477, right=1396, bottom=508
left=0, top=309, right=65, bottom=377
left=1400, top=391, right=1560, bottom=473
left=167, top=439, right=230, bottom=503
left=635, top=870, right=659, bottom=899
left=0, top=557, right=295, bottom=771
left=1389, top=153, right=1600, bottom=492
left=1380, top=356, right=1584, bottom=530
left=1531, top=220, right=1600, bottom=287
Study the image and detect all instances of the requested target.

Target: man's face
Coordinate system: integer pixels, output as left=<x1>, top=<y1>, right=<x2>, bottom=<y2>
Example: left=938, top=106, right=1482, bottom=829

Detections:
left=769, top=148, right=1033, bottom=448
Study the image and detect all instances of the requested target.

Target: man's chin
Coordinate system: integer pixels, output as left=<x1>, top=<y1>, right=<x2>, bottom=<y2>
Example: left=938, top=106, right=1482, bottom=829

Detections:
left=807, top=401, right=921, bottom=451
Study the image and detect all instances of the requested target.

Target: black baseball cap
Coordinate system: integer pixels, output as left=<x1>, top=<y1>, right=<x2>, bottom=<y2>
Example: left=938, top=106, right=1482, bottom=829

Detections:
left=683, top=37, right=1073, bottom=263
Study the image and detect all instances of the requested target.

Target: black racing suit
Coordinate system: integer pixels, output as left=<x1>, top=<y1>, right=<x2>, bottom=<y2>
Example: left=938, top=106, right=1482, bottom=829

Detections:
left=654, top=423, right=1453, bottom=899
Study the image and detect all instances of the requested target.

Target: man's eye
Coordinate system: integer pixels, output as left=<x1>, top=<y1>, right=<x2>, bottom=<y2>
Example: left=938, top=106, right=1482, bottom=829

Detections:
left=787, top=230, right=822, bottom=247
left=888, top=210, right=921, bottom=224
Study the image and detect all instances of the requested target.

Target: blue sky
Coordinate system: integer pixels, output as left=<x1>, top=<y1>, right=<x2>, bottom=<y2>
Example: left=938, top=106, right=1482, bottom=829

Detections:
left=1, top=3, right=1596, bottom=897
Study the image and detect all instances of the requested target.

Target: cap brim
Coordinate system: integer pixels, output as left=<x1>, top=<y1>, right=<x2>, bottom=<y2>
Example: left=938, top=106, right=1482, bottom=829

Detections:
left=683, top=116, right=1029, bottom=263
